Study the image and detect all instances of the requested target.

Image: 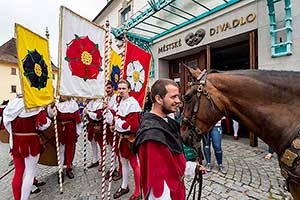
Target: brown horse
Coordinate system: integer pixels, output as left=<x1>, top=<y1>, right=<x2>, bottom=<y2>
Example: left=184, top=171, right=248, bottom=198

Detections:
left=180, top=66, right=300, bottom=200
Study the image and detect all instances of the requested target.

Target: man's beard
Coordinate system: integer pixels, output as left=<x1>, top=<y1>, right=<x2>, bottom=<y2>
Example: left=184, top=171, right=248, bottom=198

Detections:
left=161, top=103, right=175, bottom=115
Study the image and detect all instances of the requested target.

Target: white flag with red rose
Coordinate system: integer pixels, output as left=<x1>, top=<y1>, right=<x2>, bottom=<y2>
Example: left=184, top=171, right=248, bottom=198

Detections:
left=58, top=6, right=106, bottom=98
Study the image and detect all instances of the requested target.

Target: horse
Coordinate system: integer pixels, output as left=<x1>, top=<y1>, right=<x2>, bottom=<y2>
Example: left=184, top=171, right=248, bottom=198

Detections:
left=180, top=66, right=300, bottom=200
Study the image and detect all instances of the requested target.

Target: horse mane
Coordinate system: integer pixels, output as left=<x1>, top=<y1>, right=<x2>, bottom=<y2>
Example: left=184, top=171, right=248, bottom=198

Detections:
left=208, top=69, right=300, bottom=96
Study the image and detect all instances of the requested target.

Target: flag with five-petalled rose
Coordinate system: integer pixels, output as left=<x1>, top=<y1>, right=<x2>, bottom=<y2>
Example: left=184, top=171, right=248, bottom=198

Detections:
left=58, top=6, right=106, bottom=98
left=123, top=41, right=151, bottom=108
left=15, top=23, right=54, bottom=109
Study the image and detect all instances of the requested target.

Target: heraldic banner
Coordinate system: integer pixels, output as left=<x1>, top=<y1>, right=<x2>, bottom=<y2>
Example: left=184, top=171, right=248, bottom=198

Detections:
left=109, top=48, right=122, bottom=93
left=15, top=23, right=54, bottom=109
left=58, top=6, right=106, bottom=98
left=124, top=41, right=151, bottom=108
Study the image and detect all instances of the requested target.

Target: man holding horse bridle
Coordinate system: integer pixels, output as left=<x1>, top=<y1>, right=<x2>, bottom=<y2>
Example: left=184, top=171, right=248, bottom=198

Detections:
left=133, top=79, right=205, bottom=199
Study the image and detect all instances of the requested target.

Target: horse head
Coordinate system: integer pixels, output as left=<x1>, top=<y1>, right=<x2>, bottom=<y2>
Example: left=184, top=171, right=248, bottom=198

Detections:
left=181, top=65, right=224, bottom=147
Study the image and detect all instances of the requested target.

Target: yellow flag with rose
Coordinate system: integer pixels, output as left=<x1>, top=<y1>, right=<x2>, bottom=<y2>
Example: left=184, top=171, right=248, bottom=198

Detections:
left=15, top=23, right=54, bottom=109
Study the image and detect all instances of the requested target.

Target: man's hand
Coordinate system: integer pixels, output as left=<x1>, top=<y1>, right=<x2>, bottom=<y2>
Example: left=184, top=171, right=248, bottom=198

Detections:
left=197, top=164, right=207, bottom=174
left=102, top=102, right=108, bottom=110
left=84, top=108, right=89, bottom=115
left=109, top=125, right=115, bottom=132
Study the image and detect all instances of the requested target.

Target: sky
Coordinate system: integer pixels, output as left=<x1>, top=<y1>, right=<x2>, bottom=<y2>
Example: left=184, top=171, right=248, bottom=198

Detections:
left=0, top=0, right=107, bottom=65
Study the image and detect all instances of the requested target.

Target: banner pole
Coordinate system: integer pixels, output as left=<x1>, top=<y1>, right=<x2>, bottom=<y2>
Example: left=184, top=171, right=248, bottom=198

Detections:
left=101, top=20, right=110, bottom=200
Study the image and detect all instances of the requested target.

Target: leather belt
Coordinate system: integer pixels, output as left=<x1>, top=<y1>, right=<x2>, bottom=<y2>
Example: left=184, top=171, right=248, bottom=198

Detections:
left=13, top=132, right=38, bottom=136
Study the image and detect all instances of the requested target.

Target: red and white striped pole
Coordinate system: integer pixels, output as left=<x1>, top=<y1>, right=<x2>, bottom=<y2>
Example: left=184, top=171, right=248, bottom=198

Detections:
left=101, top=20, right=110, bottom=200
left=107, top=28, right=128, bottom=200
left=106, top=37, right=115, bottom=200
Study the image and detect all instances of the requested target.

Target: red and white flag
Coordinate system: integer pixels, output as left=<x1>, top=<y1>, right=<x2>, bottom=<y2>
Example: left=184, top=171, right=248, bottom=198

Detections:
left=58, top=6, right=106, bottom=98
left=123, top=41, right=151, bottom=108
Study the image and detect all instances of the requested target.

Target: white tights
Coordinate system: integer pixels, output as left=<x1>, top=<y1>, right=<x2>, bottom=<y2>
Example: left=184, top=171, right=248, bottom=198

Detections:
left=21, top=154, right=40, bottom=200
left=120, top=156, right=129, bottom=189
left=91, top=140, right=99, bottom=163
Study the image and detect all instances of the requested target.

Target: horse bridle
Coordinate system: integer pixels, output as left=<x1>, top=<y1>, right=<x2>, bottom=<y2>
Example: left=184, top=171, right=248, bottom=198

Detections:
left=182, top=69, right=223, bottom=137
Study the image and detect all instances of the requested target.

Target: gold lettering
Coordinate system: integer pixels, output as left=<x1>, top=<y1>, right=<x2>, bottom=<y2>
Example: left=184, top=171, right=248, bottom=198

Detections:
left=220, top=24, right=226, bottom=32
left=224, top=22, right=232, bottom=31
left=246, top=13, right=256, bottom=23
left=240, top=17, right=246, bottom=25
left=209, top=13, right=256, bottom=36
left=232, top=19, right=240, bottom=28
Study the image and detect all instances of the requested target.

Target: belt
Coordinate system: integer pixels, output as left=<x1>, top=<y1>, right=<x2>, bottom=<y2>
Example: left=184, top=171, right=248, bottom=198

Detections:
left=13, top=132, right=38, bottom=136
left=89, top=122, right=101, bottom=126
left=118, top=131, right=132, bottom=138
left=58, top=120, right=73, bottom=125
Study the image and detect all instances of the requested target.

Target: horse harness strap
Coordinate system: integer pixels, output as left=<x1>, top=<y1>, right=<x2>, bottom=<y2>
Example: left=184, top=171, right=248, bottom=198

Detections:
left=183, top=70, right=223, bottom=133
left=279, top=131, right=300, bottom=190
left=187, top=168, right=203, bottom=200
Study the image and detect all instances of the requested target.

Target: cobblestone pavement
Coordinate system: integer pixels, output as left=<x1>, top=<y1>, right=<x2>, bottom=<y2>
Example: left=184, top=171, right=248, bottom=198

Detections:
left=0, top=135, right=293, bottom=200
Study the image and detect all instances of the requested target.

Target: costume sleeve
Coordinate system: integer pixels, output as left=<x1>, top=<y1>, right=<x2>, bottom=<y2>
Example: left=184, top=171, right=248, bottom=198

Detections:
left=122, top=112, right=140, bottom=133
left=87, top=112, right=97, bottom=120
left=35, top=110, right=51, bottom=131
left=47, top=105, right=57, bottom=118
left=75, top=110, right=82, bottom=135
left=185, top=161, right=197, bottom=180
left=105, top=109, right=114, bottom=125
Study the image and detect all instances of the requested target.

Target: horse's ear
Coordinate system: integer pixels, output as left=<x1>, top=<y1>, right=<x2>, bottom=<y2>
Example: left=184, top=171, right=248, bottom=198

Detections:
left=183, top=63, right=202, bottom=80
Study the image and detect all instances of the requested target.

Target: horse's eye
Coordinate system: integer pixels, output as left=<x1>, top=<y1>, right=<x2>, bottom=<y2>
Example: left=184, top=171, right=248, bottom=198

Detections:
left=184, top=94, right=192, bottom=102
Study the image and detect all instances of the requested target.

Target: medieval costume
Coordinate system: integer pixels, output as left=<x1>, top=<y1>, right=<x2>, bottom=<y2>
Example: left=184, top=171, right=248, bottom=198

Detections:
left=3, top=97, right=51, bottom=200
left=50, top=98, right=81, bottom=179
left=108, top=96, right=142, bottom=200
left=104, top=94, right=122, bottom=180
left=133, top=112, right=197, bottom=200
left=85, top=99, right=104, bottom=168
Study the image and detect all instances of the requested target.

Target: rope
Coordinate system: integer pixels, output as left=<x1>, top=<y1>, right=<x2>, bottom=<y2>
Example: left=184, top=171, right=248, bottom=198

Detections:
left=101, top=20, right=110, bottom=200
left=54, top=115, right=63, bottom=194
left=82, top=113, right=88, bottom=172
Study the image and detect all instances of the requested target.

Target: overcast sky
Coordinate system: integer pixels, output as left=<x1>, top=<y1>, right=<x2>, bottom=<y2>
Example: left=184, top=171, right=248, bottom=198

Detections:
left=0, top=0, right=107, bottom=65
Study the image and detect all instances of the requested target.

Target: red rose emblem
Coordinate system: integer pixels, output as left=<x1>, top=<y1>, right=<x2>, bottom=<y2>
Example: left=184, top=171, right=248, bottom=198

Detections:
left=65, top=35, right=102, bottom=81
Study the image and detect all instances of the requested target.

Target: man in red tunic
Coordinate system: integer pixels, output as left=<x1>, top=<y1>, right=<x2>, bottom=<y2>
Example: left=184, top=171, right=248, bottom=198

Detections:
left=133, top=79, right=204, bottom=200
left=49, top=97, right=81, bottom=179
left=104, top=80, right=121, bottom=180
left=84, top=98, right=104, bottom=169
left=107, top=80, right=141, bottom=200
left=3, top=96, right=51, bottom=200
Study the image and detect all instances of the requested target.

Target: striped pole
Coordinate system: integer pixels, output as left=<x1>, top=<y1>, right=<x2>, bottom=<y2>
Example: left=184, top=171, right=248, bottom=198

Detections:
left=82, top=112, right=88, bottom=172
left=120, top=28, right=127, bottom=80
left=54, top=114, right=63, bottom=193
left=106, top=38, right=115, bottom=200
left=100, top=20, right=110, bottom=200
left=108, top=28, right=129, bottom=199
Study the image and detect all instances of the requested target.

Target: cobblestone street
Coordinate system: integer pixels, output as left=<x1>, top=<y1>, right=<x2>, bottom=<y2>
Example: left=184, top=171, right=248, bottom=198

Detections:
left=0, top=135, right=292, bottom=200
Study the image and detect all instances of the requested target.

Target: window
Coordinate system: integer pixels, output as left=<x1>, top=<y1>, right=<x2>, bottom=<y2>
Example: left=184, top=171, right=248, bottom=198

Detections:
left=11, top=85, right=16, bottom=93
left=11, top=68, right=16, bottom=75
left=267, top=0, right=292, bottom=57
left=121, top=5, right=131, bottom=24
left=52, top=74, right=55, bottom=80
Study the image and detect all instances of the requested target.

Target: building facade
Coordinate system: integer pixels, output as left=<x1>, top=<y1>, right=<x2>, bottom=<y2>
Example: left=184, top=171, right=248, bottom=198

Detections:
left=94, top=0, right=299, bottom=89
left=94, top=0, right=299, bottom=144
